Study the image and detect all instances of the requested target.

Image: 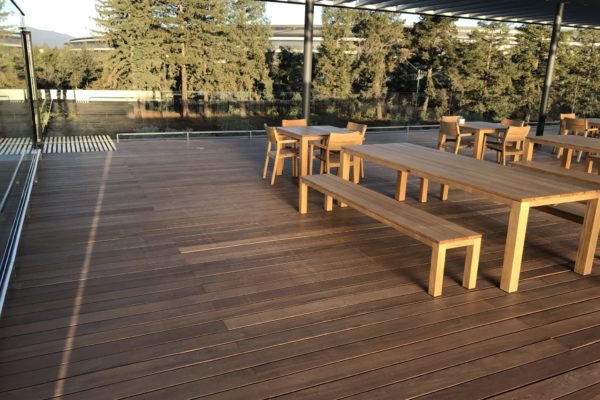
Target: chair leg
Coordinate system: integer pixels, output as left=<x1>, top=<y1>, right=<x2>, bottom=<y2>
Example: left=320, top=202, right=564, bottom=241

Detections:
left=502, top=153, right=507, bottom=166
left=438, top=134, right=446, bottom=151
left=262, top=153, right=270, bottom=179
left=429, top=244, right=446, bottom=297
left=454, top=137, right=461, bottom=155
left=271, top=153, right=280, bottom=185
left=496, top=151, right=501, bottom=164
left=463, top=238, right=481, bottom=290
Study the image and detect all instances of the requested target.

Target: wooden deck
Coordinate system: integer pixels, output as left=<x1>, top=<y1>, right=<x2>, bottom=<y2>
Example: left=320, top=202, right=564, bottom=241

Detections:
left=0, top=131, right=599, bottom=399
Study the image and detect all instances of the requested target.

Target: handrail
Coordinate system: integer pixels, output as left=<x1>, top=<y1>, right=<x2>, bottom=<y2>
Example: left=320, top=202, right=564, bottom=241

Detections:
left=0, top=152, right=25, bottom=213
left=115, top=121, right=560, bottom=142
left=0, top=149, right=39, bottom=316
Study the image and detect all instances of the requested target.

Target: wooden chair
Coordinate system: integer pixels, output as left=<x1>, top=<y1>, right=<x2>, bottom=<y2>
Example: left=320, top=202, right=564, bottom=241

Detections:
left=281, top=118, right=308, bottom=127
left=495, top=118, right=525, bottom=140
left=309, top=132, right=363, bottom=181
left=564, top=118, right=599, bottom=162
left=555, top=113, right=576, bottom=158
left=347, top=121, right=368, bottom=178
left=486, top=125, right=531, bottom=165
left=262, top=124, right=298, bottom=185
left=438, top=120, right=474, bottom=155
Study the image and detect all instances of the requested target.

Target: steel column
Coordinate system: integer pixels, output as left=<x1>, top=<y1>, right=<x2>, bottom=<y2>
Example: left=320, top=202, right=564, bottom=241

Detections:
left=302, top=0, right=314, bottom=122
left=20, top=29, right=43, bottom=146
left=536, top=1, right=564, bottom=136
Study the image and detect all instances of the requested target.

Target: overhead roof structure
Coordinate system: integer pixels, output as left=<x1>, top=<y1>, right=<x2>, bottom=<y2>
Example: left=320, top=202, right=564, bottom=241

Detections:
left=267, top=0, right=600, bottom=29
left=262, top=1, right=600, bottom=134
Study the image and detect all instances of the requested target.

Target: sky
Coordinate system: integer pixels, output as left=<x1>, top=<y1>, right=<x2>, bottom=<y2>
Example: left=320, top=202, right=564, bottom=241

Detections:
left=11, top=0, right=475, bottom=38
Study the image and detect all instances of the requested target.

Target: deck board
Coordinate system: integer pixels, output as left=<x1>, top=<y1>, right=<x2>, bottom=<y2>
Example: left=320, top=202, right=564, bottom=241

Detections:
left=0, top=130, right=599, bottom=399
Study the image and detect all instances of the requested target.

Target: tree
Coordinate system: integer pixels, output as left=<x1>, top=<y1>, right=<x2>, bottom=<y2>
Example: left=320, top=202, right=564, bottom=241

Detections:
left=95, top=0, right=167, bottom=90
left=352, top=11, right=407, bottom=120
left=455, top=22, right=514, bottom=120
left=409, top=16, right=458, bottom=120
left=509, top=25, right=552, bottom=122
left=314, top=8, right=358, bottom=99
left=225, top=0, right=272, bottom=100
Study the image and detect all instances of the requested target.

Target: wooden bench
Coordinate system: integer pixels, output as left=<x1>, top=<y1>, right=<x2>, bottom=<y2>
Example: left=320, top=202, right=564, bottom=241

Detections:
left=299, top=174, right=482, bottom=297
left=511, top=161, right=599, bottom=224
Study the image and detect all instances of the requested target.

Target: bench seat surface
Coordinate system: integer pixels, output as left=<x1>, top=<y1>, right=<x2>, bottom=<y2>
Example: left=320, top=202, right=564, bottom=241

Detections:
left=302, top=174, right=480, bottom=246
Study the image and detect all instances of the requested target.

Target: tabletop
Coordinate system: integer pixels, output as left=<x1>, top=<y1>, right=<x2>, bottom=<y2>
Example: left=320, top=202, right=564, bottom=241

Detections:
left=527, top=134, right=600, bottom=153
left=277, top=125, right=353, bottom=138
left=461, top=121, right=507, bottom=131
left=343, top=143, right=599, bottom=205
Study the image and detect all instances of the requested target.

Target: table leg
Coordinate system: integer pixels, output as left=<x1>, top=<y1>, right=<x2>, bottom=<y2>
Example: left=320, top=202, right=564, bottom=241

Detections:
left=500, top=201, right=530, bottom=293
left=299, top=137, right=310, bottom=177
left=524, top=139, right=534, bottom=161
left=574, top=197, right=600, bottom=275
left=473, top=131, right=485, bottom=160
left=395, top=171, right=407, bottom=201
left=561, top=148, right=574, bottom=169
left=352, top=157, right=360, bottom=183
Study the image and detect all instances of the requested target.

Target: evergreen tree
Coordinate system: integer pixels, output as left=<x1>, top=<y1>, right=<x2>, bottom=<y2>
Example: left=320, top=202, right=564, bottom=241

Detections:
left=95, top=0, right=166, bottom=89
left=456, top=22, right=514, bottom=120
left=352, top=11, right=406, bottom=120
left=509, top=25, right=552, bottom=122
left=314, top=8, right=357, bottom=99
left=409, top=16, right=458, bottom=120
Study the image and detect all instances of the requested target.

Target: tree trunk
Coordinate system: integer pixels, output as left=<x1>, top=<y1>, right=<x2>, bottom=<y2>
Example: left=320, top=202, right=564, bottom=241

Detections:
left=376, top=100, right=383, bottom=120
left=420, top=67, right=433, bottom=120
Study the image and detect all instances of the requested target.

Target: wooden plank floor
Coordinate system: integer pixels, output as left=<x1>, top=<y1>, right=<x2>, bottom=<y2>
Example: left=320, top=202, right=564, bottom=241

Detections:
left=0, top=130, right=599, bottom=399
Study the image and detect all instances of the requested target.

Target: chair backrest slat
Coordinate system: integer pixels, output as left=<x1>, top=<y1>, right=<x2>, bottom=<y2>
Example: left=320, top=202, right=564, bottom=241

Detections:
left=501, top=118, right=525, bottom=127
left=440, top=120, right=461, bottom=137
left=560, top=113, right=576, bottom=135
left=346, top=121, right=367, bottom=137
left=565, top=117, right=588, bottom=133
left=441, top=115, right=459, bottom=122
left=282, top=118, right=308, bottom=127
left=326, top=132, right=364, bottom=151
left=504, top=125, right=531, bottom=142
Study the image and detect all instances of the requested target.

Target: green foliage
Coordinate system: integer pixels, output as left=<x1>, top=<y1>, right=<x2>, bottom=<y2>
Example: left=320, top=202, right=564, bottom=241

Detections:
left=313, top=8, right=358, bottom=99
left=455, top=22, right=515, bottom=120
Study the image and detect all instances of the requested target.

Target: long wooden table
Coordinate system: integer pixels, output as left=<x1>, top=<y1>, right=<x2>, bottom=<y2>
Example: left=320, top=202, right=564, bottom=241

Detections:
left=460, top=121, right=507, bottom=160
left=277, top=125, right=354, bottom=177
left=524, top=134, right=600, bottom=169
left=339, top=143, right=600, bottom=293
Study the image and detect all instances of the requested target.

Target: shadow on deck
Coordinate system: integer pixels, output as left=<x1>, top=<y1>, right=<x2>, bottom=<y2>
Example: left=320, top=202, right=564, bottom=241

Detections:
left=0, top=130, right=599, bottom=399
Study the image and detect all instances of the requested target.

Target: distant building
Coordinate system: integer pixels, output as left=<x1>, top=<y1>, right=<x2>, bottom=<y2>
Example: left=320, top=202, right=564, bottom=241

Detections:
left=64, top=25, right=522, bottom=53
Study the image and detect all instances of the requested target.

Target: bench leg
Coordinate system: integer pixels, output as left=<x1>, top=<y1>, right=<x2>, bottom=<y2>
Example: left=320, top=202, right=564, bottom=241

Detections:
left=395, top=171, right=407, bottom=201
left=440, top=184, right=449, bottom=201
left=324, top=195, right=333, bottom=211
left=338, top=151, right=352, bottom=208
left=420, top=178, right=429, bottom=203
left=463, top=237, right=481, bottom=290
left=429, top=244, right=446, bottom=297
left=299, top=181, right=308, bottom=214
